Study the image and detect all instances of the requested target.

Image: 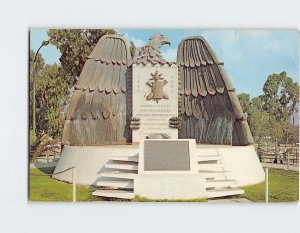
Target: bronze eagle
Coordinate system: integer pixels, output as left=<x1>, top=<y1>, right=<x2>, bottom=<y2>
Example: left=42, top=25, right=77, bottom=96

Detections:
left=62, top=34, right=253, bottom=146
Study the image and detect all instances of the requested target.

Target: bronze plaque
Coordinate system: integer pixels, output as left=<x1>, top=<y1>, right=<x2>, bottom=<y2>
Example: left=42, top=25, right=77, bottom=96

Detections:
left=144, top=141, right=190, bottom=171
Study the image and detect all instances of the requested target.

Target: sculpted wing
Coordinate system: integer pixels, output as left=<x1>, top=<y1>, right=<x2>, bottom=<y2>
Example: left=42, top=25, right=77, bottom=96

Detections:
left=62, top=35, right=133, bottom=146
left=177, top=36, right=254, bottom=145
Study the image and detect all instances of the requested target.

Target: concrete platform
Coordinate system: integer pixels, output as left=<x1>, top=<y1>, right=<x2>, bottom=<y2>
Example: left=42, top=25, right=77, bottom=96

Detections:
left=197, top=145, right=265, bottom=186
left=206, top=187, right=244, bottom=198
left=53, top=145, right=139, bottom=185
left=93, top=190, right=134, bottom=199
left=53, top=144, right=264, bottom=189
left=96, top=180, right=134, bottom=189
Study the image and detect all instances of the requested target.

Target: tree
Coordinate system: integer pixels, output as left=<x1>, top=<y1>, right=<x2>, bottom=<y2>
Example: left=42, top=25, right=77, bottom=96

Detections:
left=30, top=49, right=69, bottom=141
left=238, top=93, right=264, bottom=141
left=35, top=63, right=69, bottom=138
left=262, top=72, right=299, bottom=146
left=48, top=29, right=116, bottom=86
left=29, top=50, right=45, bottom=142
left=262, top=72, right=299, bottom=123
left=283, top=124, right=299, bottom=144
left=237, top=93, right=251, bottom=115
left=238, top=72, right=299, bottom=146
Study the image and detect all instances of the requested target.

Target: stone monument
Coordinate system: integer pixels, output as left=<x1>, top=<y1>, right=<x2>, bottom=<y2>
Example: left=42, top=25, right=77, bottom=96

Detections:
left=135, top=139, right=206, bottom=199
left=54, top=33, right=265, bottom=200
left=132, top=36, right=178, bottom=142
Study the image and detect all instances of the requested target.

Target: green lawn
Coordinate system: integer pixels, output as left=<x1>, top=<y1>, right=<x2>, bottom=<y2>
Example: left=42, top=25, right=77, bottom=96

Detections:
left=29, top=169, right=207, bottom=202
left=30, top=167, right=299, bottom=203
left=29, top=168, right=98, bottom=202
left=242, top=168, right=299, bottom=203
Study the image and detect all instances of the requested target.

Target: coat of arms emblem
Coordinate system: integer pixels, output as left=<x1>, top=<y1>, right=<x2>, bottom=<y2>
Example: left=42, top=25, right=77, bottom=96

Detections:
left=146, top=71, right=169, bottom=103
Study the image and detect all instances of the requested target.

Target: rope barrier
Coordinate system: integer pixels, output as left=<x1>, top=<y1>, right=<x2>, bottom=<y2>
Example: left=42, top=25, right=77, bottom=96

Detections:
left=30, top=166, right=77, bottom=202
left=30, top=166, right=75, bottom=177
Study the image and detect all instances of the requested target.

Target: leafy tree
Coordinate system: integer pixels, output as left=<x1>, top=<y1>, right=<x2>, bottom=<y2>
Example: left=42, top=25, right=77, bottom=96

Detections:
left=262, top=72, right=299, bottom=123
left=47, top=29, right=116, bottom=86
left=237, top=93, right=251, bottom=115
left=35, top=63, right=69, bottom=138
left=238, top=72, right=299, bottom=145
left=238, top=93, right=263, bottom=141
left=30, top=50, right=69, bottom=140
left=29, top=50, right=45, bottom=141
left=262, top=72, right=299, bottom=146
left=283, top=124, right=299, bottom=144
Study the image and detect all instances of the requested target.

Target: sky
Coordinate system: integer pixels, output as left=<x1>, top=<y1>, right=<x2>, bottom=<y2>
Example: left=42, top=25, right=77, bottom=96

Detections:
left=30, top=29, right=299, bottom=98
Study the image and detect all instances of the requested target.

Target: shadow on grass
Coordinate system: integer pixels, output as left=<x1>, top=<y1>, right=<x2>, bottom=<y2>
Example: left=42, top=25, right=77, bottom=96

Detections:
left=37, top=166, right=55, bottom=174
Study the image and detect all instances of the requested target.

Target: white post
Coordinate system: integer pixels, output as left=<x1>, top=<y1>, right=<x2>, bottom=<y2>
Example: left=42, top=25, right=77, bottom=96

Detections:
left=265, top=167, right=268, bottom=203
left=72, top=167, right=76, bottom=202
left=46, top=151, right=49, bottom=163
left=287, top=151, right=290, bottom=170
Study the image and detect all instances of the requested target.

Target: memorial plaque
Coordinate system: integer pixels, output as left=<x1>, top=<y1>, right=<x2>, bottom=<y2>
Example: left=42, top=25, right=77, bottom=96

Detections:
left=132, top=64, right=178, bottom=142
left=144, top=141, right=190, bottom=171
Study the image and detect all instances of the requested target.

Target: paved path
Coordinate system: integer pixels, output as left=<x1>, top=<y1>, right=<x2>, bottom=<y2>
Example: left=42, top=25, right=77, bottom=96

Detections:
left=261, top=162, right=299, bottom=171
left=208, top=198, right=252, bottom=204
left=30, top=161, right=58, bottom=169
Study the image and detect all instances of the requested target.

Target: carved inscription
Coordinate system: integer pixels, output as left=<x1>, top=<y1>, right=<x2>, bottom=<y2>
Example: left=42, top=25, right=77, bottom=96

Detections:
left=146, top=71, right=169, bottom=103
left=132, top=64, right=178, bottom=142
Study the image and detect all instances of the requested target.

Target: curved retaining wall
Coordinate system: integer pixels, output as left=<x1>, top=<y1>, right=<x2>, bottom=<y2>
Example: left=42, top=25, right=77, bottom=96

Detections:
left=53, top=144, right=264, bottom=187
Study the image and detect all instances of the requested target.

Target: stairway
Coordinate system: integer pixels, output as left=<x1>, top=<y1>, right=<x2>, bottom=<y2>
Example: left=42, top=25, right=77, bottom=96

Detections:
left=196, top=153, right=244, bottom=198
left=93, top=152, right=244, bottom=200
left=92, top=155, right=138, bottom=200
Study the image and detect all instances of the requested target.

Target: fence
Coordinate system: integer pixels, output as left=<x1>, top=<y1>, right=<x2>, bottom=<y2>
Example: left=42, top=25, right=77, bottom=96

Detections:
left=31, top=144, right=61, bottom=163
left=256, top=143, right=299, bottom=165
left=30, top=166, right=77, bottom=202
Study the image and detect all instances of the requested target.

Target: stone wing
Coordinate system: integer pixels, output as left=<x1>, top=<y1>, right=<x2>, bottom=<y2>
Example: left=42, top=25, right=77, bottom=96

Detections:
left=177, top=36, right=253, bottom=145
left=62, top=35, right=133, bottom=146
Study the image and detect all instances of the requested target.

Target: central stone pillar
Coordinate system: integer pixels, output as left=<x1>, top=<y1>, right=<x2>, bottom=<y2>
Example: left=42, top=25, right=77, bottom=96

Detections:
left=134, top=139, right=207, bottom=199
left=132, top=63, right=178, bottom=142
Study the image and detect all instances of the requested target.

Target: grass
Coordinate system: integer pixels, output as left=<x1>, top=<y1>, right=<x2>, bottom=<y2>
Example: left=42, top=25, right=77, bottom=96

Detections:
left=29, top=168, right=207, bottom=202
left=241, top=168, right=299, bottom=203
left=133, top=195, right=207, bottom=202
left=30, top=167, right=299, bottom=203
left=29, top=168, right=98, bottom=202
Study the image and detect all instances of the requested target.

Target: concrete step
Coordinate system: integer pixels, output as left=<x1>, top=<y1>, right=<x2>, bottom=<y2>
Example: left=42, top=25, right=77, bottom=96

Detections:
left=105, top=163, right=138, bottom=171
left=111, top=156, right=138, bottom=163
left=198, top=163, right=226, bottom=171
left=206, top=188, right=244, bottom=198
left=197, top=155, right=223, bottom=162
left=97, top=180, right=134, bottom=189
left=206, top=179, right=238, bottom=189
left=200, top=171, right=232, bottom=180
left=93, top=190, right=134, bottom=199
left=199, top=170, right=230, bottom=174
left=100, top=172, right=136, bottom=180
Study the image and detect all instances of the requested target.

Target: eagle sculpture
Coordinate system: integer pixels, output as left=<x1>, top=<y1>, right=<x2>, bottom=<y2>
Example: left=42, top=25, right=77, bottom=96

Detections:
left=62, top=34, right=254, bottom=146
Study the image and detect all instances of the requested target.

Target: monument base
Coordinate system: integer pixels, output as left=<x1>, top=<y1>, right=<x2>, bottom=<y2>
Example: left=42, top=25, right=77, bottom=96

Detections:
left=54, top=144, right=264, bottom=198
left=135, top=174, right=206, bottom=199
left=53, top=145, right=139, bottom=186
left=196, top=144, right=265, bottom=186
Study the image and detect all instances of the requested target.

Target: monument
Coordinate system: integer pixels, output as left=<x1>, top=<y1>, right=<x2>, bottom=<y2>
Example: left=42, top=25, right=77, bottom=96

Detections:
left=132, top=34, right=178, bottom=142
left=53, top=33, right=264, bottom=200
left=135, top=139, right=206, bottom=199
